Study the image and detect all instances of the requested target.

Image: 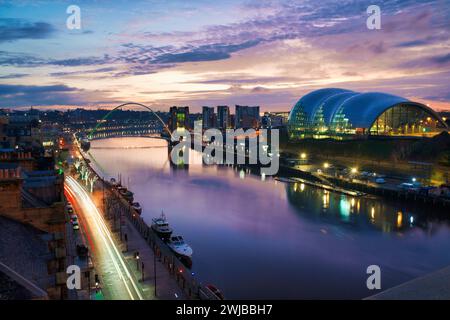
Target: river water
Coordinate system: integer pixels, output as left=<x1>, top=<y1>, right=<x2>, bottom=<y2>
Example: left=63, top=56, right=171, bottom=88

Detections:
left=87, top=137, right=450, bottom=299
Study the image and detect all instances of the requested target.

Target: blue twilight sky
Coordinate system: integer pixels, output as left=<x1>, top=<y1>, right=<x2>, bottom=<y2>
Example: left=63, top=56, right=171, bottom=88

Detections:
left=0, top=0, right=449, bottom=111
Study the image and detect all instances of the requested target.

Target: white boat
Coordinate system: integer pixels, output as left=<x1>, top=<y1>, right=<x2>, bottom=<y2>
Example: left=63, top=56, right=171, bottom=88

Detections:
left=167, top=235, right=193, bottom=258
left=151, top=213, right=173, bottom=239
left=132, top=202, right=142, bottom=214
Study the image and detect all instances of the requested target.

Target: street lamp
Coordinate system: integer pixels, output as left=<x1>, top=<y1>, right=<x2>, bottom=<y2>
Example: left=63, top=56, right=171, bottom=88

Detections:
left=323, top=162, right=329, bottom=169
left=412, top=177, right=417, bottom=183
left=351, top=167, right=358, bottom=174
left=300, top=153, right=307, bottom=160
left=94, top=274, right=100, bottom=293
left=135, top=251, right=140, bottom=270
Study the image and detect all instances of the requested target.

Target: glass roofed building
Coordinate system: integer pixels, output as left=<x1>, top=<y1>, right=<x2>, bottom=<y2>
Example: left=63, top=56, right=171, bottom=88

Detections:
left=288, top=88, right=448, bottom=140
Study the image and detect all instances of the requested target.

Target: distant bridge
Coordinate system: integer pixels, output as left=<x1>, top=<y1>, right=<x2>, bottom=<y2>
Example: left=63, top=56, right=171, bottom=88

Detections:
left=87, top=126, right=163, bottom=140
left=86, top=102, right=173, bottom=140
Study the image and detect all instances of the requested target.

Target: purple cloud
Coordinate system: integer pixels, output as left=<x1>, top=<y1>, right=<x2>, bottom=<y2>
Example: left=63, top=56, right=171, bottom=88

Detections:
left=0, top=18, right=55, bottom=42
left=0, top=84, right=115, bottom=107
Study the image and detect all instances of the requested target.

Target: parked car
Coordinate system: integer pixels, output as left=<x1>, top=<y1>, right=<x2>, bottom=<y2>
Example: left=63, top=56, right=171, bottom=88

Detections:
left=399, top=182, right=414, bottom=190
left=399, top=182, right=421, bottom=192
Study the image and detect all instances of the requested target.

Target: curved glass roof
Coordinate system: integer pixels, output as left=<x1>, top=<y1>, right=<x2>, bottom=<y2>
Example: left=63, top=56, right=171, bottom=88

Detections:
left=288, top=88, right=352, bottom=125
left=337, top=92, right=408, bottom=128
left=321, top=91, right=360, bottom=125
left=288, top=88, right=446, bottom=130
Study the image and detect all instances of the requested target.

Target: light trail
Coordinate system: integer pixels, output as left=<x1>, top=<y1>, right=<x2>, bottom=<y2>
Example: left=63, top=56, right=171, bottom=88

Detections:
left=65, top=176, right=144, bottom=300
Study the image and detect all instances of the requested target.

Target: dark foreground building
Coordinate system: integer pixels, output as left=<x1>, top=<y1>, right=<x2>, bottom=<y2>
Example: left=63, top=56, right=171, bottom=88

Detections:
left=288, top=88, right=448, bottom=140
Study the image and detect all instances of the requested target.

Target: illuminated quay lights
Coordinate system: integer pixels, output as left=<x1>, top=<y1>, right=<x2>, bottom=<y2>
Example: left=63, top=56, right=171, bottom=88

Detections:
left=397, top=211, right=403, bottom=228
left=322, top=190, right=330, bottom=209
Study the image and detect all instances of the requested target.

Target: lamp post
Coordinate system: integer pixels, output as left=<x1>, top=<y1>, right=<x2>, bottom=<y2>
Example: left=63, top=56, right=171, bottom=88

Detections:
left=94, top=274, right=100, bottom=294
left=135, top=251, right=140, bottom=270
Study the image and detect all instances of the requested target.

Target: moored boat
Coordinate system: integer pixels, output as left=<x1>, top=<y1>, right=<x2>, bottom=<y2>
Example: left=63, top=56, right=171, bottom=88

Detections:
left=132, top=202, right=142, bottom=214
left=151, top=212, right=173, bottom=239
left=118, top=187, right=134, bottom=202
left=167, top=235, right=193, bottom=258
left=206, top=284, right=225, bottom=300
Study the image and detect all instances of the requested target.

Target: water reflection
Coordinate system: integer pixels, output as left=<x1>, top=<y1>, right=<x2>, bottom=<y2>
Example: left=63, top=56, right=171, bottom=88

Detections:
left=87, top=137, right=450, bottom=299
left=285, top=182, right=428, bottom=234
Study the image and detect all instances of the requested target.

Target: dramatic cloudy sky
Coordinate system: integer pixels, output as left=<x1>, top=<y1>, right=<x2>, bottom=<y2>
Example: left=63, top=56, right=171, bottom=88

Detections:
left=0, top=0, right=449, bottom=111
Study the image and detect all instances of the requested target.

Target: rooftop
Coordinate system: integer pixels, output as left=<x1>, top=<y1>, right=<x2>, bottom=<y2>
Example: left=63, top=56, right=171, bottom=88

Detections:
left=0, top=216, right=55, bottom=293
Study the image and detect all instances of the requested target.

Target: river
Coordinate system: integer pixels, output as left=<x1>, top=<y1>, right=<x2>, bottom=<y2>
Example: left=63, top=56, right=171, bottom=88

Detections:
left=86, top=137, right=450, bottom=299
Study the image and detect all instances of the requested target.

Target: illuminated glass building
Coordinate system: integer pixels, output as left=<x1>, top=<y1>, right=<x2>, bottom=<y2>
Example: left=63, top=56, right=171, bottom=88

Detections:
left=169, top=106, right=189, bottom=132
left=288, top=88, right=448, bottom=140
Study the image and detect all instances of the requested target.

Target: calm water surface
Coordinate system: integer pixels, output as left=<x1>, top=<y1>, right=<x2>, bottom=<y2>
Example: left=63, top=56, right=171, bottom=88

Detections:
left=87, top=137, right=450, bottom=299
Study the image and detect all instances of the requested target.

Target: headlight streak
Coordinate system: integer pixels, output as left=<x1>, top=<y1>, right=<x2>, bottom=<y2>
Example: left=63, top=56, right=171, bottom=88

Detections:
left=66, top=176, right=143, bottom=300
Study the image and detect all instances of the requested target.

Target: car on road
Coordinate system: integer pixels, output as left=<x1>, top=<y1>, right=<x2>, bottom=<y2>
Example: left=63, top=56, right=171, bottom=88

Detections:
left=72, top=220, right=80, bottom=230
left=399, top=182, right=421, bottom=192
left=70, top=214, right=78, bottom=223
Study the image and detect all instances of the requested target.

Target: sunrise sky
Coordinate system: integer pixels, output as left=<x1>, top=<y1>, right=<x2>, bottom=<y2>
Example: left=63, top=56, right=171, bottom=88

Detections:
left=0, top=0, right=449, bottom=112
